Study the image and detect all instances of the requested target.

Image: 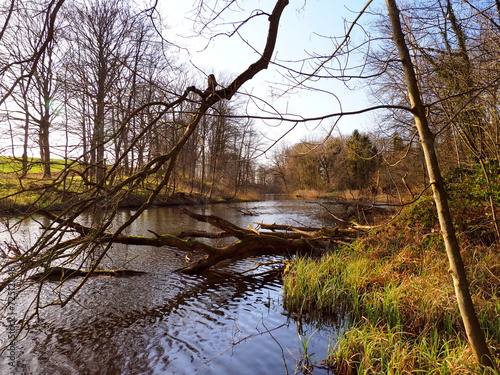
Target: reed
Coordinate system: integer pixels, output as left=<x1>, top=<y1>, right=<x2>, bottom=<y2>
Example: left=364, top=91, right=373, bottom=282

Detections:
left=283, top=215, right=500, bottom=373
left=333, top=323, right=482, bottom=374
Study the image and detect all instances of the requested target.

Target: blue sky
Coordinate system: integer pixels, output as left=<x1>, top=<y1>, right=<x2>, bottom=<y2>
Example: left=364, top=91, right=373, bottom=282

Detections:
left=0, top=0, right=381, bottom=161
left=161, top=0, right=378, bottom=153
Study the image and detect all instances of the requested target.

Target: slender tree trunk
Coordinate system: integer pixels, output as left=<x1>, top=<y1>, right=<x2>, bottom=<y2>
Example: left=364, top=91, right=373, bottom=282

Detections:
left=64, top=74, right=69, bottom=194
left=385, top=0, right=496, bottom=368
left=39, top=115, right=51, bottom=178
left=82, top=95, right=88, bottom=164
left=200, top=119, right=207, bottom=195
left=208, top=158, right=217, bottom=199
left=95, top=98, right=106, bottom=183
left=22, top=93, right=29, bottom=177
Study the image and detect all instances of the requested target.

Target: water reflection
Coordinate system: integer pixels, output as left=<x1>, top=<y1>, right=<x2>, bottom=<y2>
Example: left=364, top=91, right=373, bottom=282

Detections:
left=1, top=201, right=341, bottom=375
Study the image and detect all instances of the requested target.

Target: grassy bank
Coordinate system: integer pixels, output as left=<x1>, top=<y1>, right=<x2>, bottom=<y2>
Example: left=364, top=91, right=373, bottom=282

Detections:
left=0, top=156, right=257, bottom=213
left=283, top=199, right=500, bottom=373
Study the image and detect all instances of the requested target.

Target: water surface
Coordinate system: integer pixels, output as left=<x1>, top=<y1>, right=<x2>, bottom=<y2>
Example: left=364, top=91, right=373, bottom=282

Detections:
left=1, top=200, right=343, bottom=375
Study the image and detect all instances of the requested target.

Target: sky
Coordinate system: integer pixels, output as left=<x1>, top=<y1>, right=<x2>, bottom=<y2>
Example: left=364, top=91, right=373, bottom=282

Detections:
left=160, top=0, right=378, bottom=157
left=1, top=0, right=380, bottom=161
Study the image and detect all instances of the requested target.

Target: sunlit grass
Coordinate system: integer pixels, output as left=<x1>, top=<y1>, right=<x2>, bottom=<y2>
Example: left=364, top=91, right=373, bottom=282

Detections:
left=0, top=156, right=68, bottom=174
left=0, top=156, right=246, bottom=211
left=0, top=157, right=98, bottom=210
left=333, top=322, right=484, bottom=374
left=283, top=210, right=500, bottom=373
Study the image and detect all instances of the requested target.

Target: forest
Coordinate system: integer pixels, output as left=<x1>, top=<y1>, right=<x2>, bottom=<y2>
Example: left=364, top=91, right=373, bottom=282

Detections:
left=0, top=0, right=500, bottom=373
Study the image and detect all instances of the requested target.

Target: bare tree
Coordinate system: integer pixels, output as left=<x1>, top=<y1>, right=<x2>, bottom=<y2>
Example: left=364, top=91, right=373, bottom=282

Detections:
left=0, top=0, right=65, bottom=176
left=385, top=0, right=495, bottom=367
left=0, top=0, right=290, bottom=324
left=63, top=0, right=135, bottom=182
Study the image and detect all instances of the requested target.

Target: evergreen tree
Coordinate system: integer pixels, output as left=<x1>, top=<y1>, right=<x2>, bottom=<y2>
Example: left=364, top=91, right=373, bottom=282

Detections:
left=346, top=130, right=377, bottom=191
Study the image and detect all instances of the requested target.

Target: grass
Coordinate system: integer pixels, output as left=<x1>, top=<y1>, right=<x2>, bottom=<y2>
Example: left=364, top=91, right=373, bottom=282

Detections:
left=0, top=156, right=82, bottom=210
left=333, top=323, right=480, bottom=374
left=0, top=156, right=257, bottom=211
left=0, top=156, right=68, bottom=174
left=282, top=200, right=500, bottom=374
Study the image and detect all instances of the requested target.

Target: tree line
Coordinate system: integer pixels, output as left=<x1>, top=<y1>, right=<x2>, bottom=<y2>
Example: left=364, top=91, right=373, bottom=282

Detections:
left=0, top=0, right=261, bottom=197
left=261, top=130, right=383, bottom=197
left=262, top=128, right=430, bottom=200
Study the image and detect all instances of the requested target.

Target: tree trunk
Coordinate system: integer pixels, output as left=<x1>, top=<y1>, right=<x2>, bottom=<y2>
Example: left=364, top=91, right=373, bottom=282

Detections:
left=94, top=98, right=106, bottom=183
left=39, top=115, right=51, bottom=178
left=39, top=208, right=357, bottom=275
left=22, top=93, right=29, bottom=177
left=385, top=0, right=495, bottom=368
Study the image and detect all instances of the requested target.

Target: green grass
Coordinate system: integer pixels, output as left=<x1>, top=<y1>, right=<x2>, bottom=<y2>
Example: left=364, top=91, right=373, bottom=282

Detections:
left=0, top=157, right=72, bottom=209
left=282, top=206, right=500, bottom=373
left=0, top=156, right=68, bottom=174
left=0, top=156, right=243, bottom=211
left=333, top=323, right=482, bottom=374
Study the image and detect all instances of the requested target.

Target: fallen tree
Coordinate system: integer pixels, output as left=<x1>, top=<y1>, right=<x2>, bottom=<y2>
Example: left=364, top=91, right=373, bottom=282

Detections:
left=29, top=267, right=147, bottom=281
left=36, top=208, right=363, bottom=275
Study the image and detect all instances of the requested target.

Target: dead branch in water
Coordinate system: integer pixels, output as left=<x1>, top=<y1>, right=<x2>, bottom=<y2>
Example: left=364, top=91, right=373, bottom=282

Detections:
left=31, top=208, right=362, bottom=275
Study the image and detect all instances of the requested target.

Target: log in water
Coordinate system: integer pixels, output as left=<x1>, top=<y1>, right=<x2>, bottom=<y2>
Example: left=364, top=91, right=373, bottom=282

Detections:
left=0, top=200, right=345, bottom=374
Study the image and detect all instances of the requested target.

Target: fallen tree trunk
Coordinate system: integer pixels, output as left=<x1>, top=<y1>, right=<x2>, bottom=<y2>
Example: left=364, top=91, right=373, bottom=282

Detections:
left=256, top=223, right=360, bottom=237
left=30, top=267, right=147, bottom=282
left=39, top=209, right=362, bottom=274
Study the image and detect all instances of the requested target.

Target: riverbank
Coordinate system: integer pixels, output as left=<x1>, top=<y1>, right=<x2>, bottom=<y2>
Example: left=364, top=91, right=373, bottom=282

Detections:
left=0, top=157, right=263, bottom=215
left=0, top=163, right=262, bottom=215
left=0, top=189, right=259, bottom=215
left=283, top=197, right=500, bottom=373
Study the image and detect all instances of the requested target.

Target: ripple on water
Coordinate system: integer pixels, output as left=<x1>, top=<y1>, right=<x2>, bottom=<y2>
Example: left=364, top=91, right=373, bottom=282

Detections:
left=1, top=201, right=342, bottom=375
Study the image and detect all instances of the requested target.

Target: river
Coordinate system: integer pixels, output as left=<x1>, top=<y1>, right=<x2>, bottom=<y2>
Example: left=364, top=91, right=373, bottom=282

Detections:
left=1, top=200, right=345, bottom=375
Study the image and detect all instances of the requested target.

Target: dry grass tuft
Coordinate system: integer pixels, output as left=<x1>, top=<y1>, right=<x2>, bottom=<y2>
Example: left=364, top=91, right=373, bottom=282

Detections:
left=283, top=197, right=500, bottom=373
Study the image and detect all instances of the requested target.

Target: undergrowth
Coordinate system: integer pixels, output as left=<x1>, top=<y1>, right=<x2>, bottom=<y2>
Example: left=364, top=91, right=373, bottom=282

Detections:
left=283, top=169, right=500, bottom=373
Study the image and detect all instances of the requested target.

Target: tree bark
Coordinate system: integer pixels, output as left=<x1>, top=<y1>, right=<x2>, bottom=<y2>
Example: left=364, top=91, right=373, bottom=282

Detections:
left=30, top=267, right=146, bottom=281
left=40, top=208, right=357, bottom=274
left=39, top=115, right=51, bottom=178
left=385, top=0, right=495, bottom=368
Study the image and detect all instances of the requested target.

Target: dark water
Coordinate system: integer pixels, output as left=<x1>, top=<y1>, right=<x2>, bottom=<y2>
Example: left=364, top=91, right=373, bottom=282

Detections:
left=0, top=200, right=344, bottom=375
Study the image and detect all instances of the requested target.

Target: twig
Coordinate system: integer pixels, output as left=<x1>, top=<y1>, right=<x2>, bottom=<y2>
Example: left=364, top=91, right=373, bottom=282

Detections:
left=195, top=322, right=287, bottom=372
